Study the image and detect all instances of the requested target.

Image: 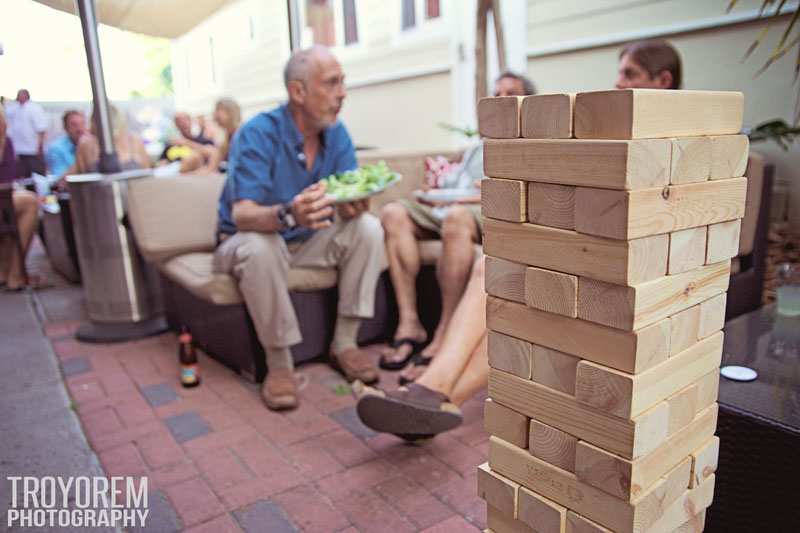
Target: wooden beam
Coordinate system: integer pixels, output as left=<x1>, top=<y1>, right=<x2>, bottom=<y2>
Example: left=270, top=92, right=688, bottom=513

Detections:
left=566, top=511, right=613, bottom=533
left=532, top=345, right=580, bottom=395
left=689, top=436, right=719, bottom=489
left=669, top=304, right=701, bottom=356
left=488, top=296, right=671, bottom=374
left=668, top=226, right=707, bottom=275
left=487, top=505, right=536, bottom=533
left=478, top=462, right=519, bottom=517
left=478, top=96, right=524, bottom=139
left=670, top=137, right=711, bottom=184
left=485, top=256, right=527, bottom=304
left=644, top=476, right=715, bottom=533
left=489, top=369, right=670, bottom=459
left=576, top=261, right=731, bottom=331
left=488, top=330, right=533, bottom=379
left=484, top=219, right=669, bottom=286
left=710, top=134, right=749, bottom=179
left=574, top=89, right=743, bottom=139
left=521, top=93, right=575, bottom=139
left=529, top=419, right=577, bottom=472
left=706, top=220, right=742, bottom=264
left=694, top=370, right=720, bottom=412
left=484, top=398, right=529, bottom=450
left=573, top=178, right=748, bottom=240
left=666, top=382, right=698, bottom=436
left=698, top=293, right=727, bottom=339
left=525, top=266, right=578, bottom=318
left=518, top=485, right=567, bottom=533
left=482, top=178, right=527, bottom=222
left=528, top=182, right=576, bottom=230
left=574, top=332, right=723, bottom=418
left=483, top=138, right=671, bottom=190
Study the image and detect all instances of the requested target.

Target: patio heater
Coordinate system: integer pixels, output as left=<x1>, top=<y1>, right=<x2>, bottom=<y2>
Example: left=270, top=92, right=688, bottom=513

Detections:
left=68, top=0, right=166, bottom=342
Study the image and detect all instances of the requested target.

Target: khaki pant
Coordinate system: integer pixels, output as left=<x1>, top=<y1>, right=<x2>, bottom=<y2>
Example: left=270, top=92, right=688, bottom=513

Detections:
left=213, top=214, right=385, bottom=349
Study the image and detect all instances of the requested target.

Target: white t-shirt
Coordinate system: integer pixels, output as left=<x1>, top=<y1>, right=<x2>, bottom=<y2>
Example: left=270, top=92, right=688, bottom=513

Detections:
left=6, top=101, right=48, bottom=155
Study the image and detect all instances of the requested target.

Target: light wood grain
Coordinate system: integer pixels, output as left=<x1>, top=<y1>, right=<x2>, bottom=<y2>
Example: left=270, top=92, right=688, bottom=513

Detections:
left=689, top=436, right=719, bottom=489
left=670, top=137, right=711, bottom=184
left=478, top=96, right=523, bottom=138
left=528, top=182, right=576, bottom=229
left=518, top=485, right=567, bottom=533
left=710, top=134, right=749, bottom=179
left=485, top=256, right=527, bottom=304
left=525, top=266, right=578, bottom=317
left=483, top=138, right=671, bottom=190
left=477, top=462, right=519, bottom=517
left=566, top=512, right=613, bottom=533
left=484, top=219, right=669, bottom=286
left=574, top=89, right=743, bottom=139
left=706, top=219, right=742, bottom=264
left=521, top=93, right=575, bottom=139
left=484, top=398, right=529, bottom=450
left=488, top=296, right=671, bottom=374
left=487, top=504, right=536, bottom=533
left=482, top=178, right=527, bottom=222
left=530, top=419, right=577, bottom=472
left=698, top=293, right=727, bottom=339
left=532, top=345, right=580, bottom=395
left=577, top=261, right=731, bottom=331
left=670, top=511, right=707, bottom=533
left=574, top=178, right=748, bottom=240
left=488, top=330, right=533, bottom=379
left=666, top=382, right=698, bottom=436
left=668, top=227, right=707, bottom=275
left=669, top=304, right=702, bottom=356
left=574, top=332, right=723, bottom=418
left=645, top=476, right=715, bottom=533
left=694, top=370, right=720, bottom=411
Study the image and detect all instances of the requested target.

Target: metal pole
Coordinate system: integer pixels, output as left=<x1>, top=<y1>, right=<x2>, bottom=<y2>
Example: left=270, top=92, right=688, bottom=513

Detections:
left=76, top=0, right=120, bottom=173
left=287, top=0, right=301, bottom=52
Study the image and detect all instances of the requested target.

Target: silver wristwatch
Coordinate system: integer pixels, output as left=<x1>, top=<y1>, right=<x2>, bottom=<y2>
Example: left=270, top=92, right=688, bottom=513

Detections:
left=277, top=203, right=297, bottom=229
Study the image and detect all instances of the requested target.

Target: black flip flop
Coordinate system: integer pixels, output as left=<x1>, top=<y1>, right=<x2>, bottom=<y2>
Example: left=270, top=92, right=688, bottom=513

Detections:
left=398, top=353, right=433, bottom=386
left=356, top=383, right=463, bottom=438
left=379, top=337, right=424, bottom=370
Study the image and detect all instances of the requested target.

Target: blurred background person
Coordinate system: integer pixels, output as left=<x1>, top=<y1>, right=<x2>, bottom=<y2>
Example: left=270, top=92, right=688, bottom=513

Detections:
left=6, top=89, right=48, bottom=177
left=74, top=105, right=151, bottom=173
left=46, top=110, right=87, bottom=176
left=207, top=97, right=241, bottom=173
left=159, top=111, right=216, bottom=172
left=615, top=39, right=682, bottom=90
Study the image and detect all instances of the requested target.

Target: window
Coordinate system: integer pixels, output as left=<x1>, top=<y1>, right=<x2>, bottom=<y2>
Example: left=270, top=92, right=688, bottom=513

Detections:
left=302, top=0, right=358, bottom=47
left=208, top=36, right=216, bottom=83
left=402, top=0, right=440, bottom=31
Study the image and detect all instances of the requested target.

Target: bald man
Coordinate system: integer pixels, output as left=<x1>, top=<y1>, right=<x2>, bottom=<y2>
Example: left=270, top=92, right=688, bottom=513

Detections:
left=214, top=46, right=384, bottom=410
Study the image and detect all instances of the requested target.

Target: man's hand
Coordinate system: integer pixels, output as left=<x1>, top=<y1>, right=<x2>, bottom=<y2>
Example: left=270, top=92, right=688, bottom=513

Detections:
left=291, top=182, right=335, bottom=229
left=337, top=199, right=369, bottom=220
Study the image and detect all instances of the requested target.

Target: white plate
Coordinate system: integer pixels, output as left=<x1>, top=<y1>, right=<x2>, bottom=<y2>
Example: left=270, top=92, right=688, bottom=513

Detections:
left=413, top=188, right=480, bottom=204
left=325, top=173, right=402, bottom=204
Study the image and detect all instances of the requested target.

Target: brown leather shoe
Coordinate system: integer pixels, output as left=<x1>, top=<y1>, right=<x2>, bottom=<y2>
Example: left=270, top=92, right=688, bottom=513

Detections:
left=261, top=368, right=298, bottom=411
left=331, top=347, right=379, bottom=384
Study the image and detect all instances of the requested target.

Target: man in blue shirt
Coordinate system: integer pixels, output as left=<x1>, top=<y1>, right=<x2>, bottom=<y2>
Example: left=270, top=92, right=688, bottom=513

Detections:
left=46, top=110, right=87, bottom=176
left=214, top=46, right=384, bottom=410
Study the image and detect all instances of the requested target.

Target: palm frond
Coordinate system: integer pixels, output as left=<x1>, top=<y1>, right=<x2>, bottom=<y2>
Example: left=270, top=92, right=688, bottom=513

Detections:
left=775, top=1, right=799, bottom=50
left=755, top=34, right=800, bottom=77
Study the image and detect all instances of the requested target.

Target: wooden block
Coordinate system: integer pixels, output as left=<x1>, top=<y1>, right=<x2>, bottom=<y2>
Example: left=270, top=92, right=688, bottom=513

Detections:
left=710, top=134, right=749, bottom=179
left=566, top=512, right=613, bottom=533
left=670, top=511, right=706, bottom=533
left=630, top=456, right=693, bottom=529
left=488, top=331, right=533, bottom=379
left=574, top=404, right=717, bottom=501
left=670, top=137, right=711, bottom=184
left=478, top=463, right=519, bottom=517
left=482, top=178, right=527, bottom=222
left=574, top=332, right=723, bottom=418
left=489, top=369, right=670, bottom=460
left=530, top=419, right=577, bottom=472
left=478, top=96, right=523, bottom=138
left=484, top=219, right=669, bottom=286
left=669, top=305, right=701, bottom=356
left=484, top=138, right=671, bottom=190
left=577, top=261, right=731, bottom=331
left=645, top=476, right=715, bottom=533
left=668, top=227, right=707, bottom=275
left=521, top=93, right=575, bottom=139
left=574, top=178, right=748, bottom=240
left=666, top=383, right=698, bottom=436
left=574, top=89, right=743, bottom=139
left=489, top=436, right=694, bottom=533
left=484, top=398, right=529, bottom=450
left=689, top=436, right=719, bottom=489
left=706, top=219, right=742, bottom=264
left=488, top=297, right=671, bottom=374
left=698, top=293, right=727, bottom=339
left=518, top=485, right=567, bottom=533
left=694, top=370, right=720, bottom=410
left=528, top=183, right=576, bottom=230
left=485, top=256, right=526, bottom=304
left=487, top=505, right=536, bottom=533
left=532, top=345, right=580, bottom=395
left=525, top=267, right=578, bottom=317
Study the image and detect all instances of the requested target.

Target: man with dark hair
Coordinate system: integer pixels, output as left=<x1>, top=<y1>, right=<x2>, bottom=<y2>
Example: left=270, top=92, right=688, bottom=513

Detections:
left=46, top=109, right=87, bottom=176
left=616, top=39, right=682, bottom=90
left=6, top=89, right=48, bottom=177
left=214, top=46, right=384, bottom=411
left=496, top=70, right=537, bottom=98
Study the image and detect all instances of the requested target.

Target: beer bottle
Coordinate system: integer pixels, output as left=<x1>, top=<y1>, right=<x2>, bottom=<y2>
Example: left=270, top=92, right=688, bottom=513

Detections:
left=178, top=327, right=200, bottom=388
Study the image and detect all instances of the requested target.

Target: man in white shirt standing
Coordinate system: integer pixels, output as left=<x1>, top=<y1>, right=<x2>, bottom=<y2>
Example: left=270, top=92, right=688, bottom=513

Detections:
left=6, top=89, right=48, bottom=177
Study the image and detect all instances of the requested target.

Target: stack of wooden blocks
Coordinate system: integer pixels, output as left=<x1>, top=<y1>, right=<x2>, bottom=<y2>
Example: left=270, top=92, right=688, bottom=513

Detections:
left=476, top=89, right=749, bottom=533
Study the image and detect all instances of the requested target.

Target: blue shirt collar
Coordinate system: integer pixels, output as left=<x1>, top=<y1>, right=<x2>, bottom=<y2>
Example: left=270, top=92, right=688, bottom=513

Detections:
left=280, top=103, right=330, bottom=151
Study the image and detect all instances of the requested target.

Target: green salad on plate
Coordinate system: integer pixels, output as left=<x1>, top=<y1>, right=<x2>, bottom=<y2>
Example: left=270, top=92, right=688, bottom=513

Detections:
left=321, top=161, right=400, bottom=202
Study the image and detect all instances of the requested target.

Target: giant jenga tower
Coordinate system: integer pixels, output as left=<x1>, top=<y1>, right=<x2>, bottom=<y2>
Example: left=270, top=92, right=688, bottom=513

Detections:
left=476, top=89, right=749, bottom=533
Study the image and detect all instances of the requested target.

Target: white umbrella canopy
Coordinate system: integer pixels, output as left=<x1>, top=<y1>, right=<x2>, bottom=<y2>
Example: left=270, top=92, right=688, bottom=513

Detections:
left=33, top=0, right=232, bottom=38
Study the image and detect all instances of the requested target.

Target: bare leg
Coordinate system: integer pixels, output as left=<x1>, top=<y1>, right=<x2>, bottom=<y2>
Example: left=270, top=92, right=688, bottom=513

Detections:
left=414, top=255, right=486, bottom=396
left=449, top=333, right=488, bottom=406
left=381, top=202, right=427, bottom=363
left=6, top=191, right=38, bottom=289
left=0, top=237, right=11, bottom=283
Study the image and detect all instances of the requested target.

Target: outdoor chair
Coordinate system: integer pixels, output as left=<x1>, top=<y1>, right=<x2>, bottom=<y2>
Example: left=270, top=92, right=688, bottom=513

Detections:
left=0, top=184, right=28, bottom=286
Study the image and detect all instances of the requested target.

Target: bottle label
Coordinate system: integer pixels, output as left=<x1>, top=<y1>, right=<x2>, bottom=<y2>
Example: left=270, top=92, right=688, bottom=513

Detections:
left=181, top=365, right=199, bottom=385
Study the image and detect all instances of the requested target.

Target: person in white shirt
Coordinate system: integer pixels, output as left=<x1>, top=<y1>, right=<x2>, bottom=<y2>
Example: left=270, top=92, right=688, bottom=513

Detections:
left=6, top=89, right=48, bottom=177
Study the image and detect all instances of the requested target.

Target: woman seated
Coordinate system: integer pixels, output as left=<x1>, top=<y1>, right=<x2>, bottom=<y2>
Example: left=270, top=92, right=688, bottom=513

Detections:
left=177, top=98, right=242, bottom=174
left=75, top=105, right=151, bottom=173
